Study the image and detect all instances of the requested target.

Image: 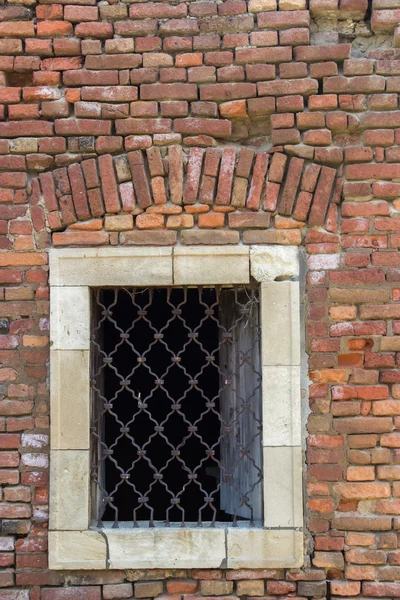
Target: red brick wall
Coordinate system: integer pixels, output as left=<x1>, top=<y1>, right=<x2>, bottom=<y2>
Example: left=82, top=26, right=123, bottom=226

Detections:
left=2, top=0, right=400, bottom=598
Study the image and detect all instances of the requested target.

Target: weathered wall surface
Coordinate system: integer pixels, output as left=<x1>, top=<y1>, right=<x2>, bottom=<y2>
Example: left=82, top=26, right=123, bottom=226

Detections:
left=2, top=0, right=400, bottom=597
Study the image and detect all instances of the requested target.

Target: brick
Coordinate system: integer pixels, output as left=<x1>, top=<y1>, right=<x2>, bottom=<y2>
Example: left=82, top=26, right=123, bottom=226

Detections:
left=249, top=30, right=278, bottom=45
left=42, top=589, right=101, bottom=600
left=313, top=551, right=344, bottom=569
left=204, top=51, right=233, bottom=67
left=200, top=581, right=233, bottom=595
left=184, top=147, right=204, bottom=204
left=246, top=64, right=276, bottom=82
left=141, top=83, right=197, bottom=101
left=331, top=581, right=361, bottom=596
left=199, top=15, right=254, bottom=34
left=298, top=581, right=327, bottom=596
left=64, top=6, right=98, bottom=21
left=363, top=582, right=400, bottom=596
left=236, top=46, right=291, bottom=64
left=247, top=153, right=269, bottom=210
left=215, top=148, right=236, bottom=205
left=245, top=228, right=301, bottom=245
left=295, top=44, right=351, bottom=62
left=324, top=75, right=386, bottom=94
left=279, top=157, right=304, bottom=215
left=248, top=97, right=276, bottom=118
left=98, top=154, right=120, bottom=213
left=188, top=66, right=215, bottom=83
left=104, top=584, right=134, bottom=600
left=181, top=230, right=239, bottom=244
left=309, top=166, right=336, bottom=226
left=332, top=513, right=391, bottom=536
left=202, top=149, right=221, bottom=177
left=347, top=164, right=400, bottom=180
left=372, top=9, right=400, bottom=32
left=159, top=19, right=199, bottom=36
left=257, top=10, right=310, bottom=28
left=166, top=581, right=198, bottom=595
left=169, top=145, right=183, bottom=204
left=237, top=581, right=265, bottom=596
left=121, top=230, right=176, bottom=245
left=75, top=22, right=113, bottom=38
left=175, top=118, right=231, bottom=138
left=0, top=23, right=27, bottom=43
left=0, top=121, right=52, bottom=138
left=334, top=417, right=393, bottom=434
left=127, top=151, right=152, bottom=209
left=86, top=55, right=142, bottom=70
left=38, top=174, right=57, bottom=213
left=67, top=164, right=90, bottom=221
left=53, top=231, right=109, bottom=246
left=130, top=3, right=186, bottom=18
left=55, top=119, right=111, bottom=136
left=229, top=213, right=270, bottom=228
left=115, top=20, right=158, bottom=37
left=136, top=214, right=164, bottom=229
left=259, top=78, right=318, bottom=97
left=37, top=21, right=73, bottom=37
left=116, top=119, right=172, bottom=136
left=218, top=66, right=245, bottom=83
left=200, top=83, right=257, bottom=102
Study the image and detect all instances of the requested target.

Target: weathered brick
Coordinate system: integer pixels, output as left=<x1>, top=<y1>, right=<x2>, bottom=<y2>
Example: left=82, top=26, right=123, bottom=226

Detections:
left=258, top=10, right=310, bottom=28
left=184, top=147, right=204, bottom=204
left=116, top=119, right=172, bottom=135
left=174, top=118, right=231, bottom=138
left=42, top=589, right=101, bottom=600
left=229, top=212, right=270, bottom=228
left=127, top=151, right=152, bottom=208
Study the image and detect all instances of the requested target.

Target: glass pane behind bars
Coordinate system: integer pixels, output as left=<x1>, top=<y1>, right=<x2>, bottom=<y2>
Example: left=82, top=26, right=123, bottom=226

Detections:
left=90, top=286, right=263, bottom=527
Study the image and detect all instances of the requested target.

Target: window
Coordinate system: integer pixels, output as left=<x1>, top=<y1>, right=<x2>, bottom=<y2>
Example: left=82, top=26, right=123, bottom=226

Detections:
left=49, top=246, right=303, bottom=570
left=91, top=284, right=262, bottom=527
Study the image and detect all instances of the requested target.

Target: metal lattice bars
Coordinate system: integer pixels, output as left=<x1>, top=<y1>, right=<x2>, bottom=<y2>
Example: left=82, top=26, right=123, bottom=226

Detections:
left=90, top=285, right=263, bottom=528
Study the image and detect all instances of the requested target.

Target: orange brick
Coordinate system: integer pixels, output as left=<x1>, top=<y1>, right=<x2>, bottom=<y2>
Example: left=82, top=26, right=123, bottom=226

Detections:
left=346, top=532, right=375, bottom=546
left=346, top=466, right=375, bottom=481
left=329, top=306, right=357, bottom=320
left=198, top=212, right=225, bottom=228
left=22, top=336, right=49, bottom=348
left=309, top=369, right=348, bottom=383
left=307, top=497, right=335, bottom=513
left=135, top=214, right=164, bottom=229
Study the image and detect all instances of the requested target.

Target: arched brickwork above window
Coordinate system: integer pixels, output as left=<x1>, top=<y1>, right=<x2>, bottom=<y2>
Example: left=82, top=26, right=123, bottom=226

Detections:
left=28, top=147, right=341, bottom=246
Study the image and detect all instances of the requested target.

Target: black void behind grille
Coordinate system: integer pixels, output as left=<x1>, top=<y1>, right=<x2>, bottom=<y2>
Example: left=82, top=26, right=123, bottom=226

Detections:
left=90, top=285, right=263, bottom=528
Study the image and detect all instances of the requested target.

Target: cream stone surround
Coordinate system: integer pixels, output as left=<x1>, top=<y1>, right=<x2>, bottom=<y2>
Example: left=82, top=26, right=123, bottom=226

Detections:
left=49, top=245, right=304, bottom=570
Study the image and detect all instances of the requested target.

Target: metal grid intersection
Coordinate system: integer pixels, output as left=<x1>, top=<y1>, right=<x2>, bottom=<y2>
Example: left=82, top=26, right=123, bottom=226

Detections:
left=90, top=285, right=263, bottom=528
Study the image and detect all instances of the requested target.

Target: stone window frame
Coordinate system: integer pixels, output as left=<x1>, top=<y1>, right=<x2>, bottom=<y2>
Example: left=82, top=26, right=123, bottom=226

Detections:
left=49, top=245, right=304, bottom=570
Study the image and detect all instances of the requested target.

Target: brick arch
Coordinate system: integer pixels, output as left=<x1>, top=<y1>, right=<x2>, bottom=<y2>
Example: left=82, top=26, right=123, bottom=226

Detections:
left=32, top=146, right=341, bottom=245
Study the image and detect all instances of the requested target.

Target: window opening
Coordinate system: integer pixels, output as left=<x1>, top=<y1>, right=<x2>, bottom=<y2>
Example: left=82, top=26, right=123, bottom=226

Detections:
left=90, top=285, right=263, bottom=528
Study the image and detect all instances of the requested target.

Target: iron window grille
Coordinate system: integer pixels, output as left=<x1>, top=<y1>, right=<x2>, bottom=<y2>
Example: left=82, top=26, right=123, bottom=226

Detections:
left=90, top=285, right=263, bottom=528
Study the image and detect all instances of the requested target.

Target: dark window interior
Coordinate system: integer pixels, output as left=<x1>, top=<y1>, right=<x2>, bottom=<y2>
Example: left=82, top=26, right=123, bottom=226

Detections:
left=91, top=286, right=262, bottom=527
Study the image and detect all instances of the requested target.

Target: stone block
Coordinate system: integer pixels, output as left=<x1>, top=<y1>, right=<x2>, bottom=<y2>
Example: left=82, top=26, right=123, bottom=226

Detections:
left=49, top=450, right=90, bottom=531
left=173, top=245, right=249, bottom=284
left=50, top=286, right=90, bottom=350
left=260, top=280, right=301, bottom=366
left=50, top=350, right=90, bottom=450
left=262, top=365, right=302, bottom=446
left=263, top=446, right=303, bottom=528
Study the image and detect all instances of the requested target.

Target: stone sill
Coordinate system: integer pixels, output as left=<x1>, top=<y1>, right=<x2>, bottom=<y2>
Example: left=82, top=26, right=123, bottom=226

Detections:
left=49, top=528, right=303, bottom=570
